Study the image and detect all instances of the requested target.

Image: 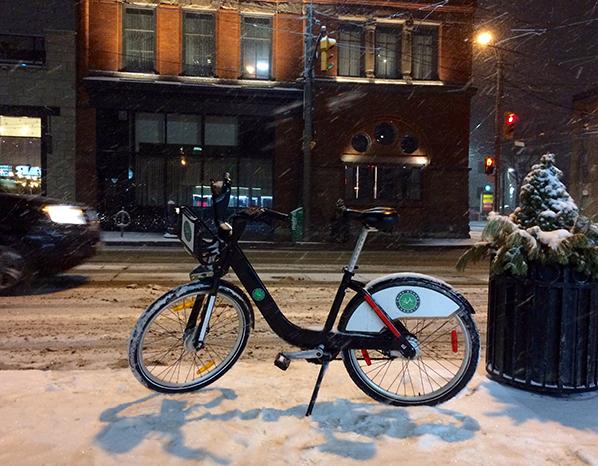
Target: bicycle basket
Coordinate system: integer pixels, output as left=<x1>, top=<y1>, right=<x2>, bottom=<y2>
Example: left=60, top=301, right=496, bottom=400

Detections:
left=179, top=207, right=220, bottom=265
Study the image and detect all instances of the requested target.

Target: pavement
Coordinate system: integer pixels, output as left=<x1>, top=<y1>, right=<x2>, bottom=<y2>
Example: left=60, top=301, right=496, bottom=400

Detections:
left=0, top=363, right=596, bottom=465
left=101, top=221, right=485, bottom=248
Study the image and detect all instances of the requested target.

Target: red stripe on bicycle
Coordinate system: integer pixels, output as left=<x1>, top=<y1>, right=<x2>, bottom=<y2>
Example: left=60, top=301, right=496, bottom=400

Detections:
left=363, top=293, right=402, bottom=339
left=451, top=330, right=458, bottom=353
left=361, top=349, right=372, bottom=366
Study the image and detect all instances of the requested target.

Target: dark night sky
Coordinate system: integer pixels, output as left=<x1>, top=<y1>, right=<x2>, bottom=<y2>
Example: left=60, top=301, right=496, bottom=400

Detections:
left=470, top=0, right=598, bottom=178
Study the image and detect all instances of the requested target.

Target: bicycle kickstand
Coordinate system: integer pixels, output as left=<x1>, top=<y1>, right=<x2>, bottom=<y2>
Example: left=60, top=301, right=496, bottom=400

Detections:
left=305, top=357, right=330, bottom=417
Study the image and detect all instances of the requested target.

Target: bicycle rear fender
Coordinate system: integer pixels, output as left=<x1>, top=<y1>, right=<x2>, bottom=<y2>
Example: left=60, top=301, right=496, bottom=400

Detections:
left=343, top=273, right=475, bottom=333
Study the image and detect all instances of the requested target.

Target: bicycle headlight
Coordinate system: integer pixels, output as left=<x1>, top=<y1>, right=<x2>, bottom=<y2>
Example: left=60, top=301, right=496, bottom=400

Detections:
left=43, top=205, right=86, bottom=225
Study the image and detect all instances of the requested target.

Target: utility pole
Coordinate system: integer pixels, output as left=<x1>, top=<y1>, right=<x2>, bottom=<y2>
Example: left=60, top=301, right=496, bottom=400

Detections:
left=302, top=3, right=314, bottom=238
left=493, top=50, right=504, bottom=213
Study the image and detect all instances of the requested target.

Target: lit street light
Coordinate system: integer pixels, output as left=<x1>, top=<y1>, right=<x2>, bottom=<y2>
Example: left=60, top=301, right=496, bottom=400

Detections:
left=475, top=30, right=504, bottom=213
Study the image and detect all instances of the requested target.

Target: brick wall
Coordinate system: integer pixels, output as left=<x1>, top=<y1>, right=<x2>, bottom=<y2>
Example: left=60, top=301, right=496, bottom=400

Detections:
left=215, top=9, right=240, bottom=79
left=88, top=0, right=120, bottom=71
left=157, top=5, right=181, bottom=75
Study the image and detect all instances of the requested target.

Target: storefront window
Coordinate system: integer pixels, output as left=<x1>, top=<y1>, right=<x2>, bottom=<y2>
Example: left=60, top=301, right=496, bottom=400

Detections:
left=205, top=116, right=238, bottom=146
left=167, top=114, right=201, bottom=145
left=345, top=164, right=421, bottom=202
left=0, top=115, right=42, bottom=194
left=131, top=112, right=271, bottom=209
left=135, top=112, right=164, bottom=150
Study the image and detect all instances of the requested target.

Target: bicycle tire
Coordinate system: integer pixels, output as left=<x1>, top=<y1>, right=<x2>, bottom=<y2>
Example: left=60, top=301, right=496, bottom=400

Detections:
left=128, top=280, right=252, bottom=393
left=339, top=277, right=480, bottom=406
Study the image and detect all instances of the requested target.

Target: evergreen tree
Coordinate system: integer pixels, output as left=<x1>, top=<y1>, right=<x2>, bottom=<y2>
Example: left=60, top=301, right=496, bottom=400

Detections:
left=512, top=153, right=578, bottom=230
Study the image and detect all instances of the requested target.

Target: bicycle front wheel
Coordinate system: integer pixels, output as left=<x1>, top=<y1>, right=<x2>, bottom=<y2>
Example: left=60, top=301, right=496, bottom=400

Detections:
left=342, top=308, right=479, bottom=406
left=128, top=281, right=252, bottom=393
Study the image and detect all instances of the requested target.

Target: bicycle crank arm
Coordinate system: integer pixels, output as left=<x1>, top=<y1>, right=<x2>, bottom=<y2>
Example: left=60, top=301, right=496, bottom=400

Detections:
left=282, top=348, right=323, bottom=360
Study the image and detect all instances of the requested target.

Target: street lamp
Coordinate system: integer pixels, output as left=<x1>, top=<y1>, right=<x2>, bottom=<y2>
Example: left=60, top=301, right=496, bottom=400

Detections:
left=475, top=30, right=504, bottom=213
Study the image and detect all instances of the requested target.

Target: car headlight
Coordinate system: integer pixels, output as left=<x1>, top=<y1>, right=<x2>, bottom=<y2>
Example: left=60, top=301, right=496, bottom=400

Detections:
left=43, top=205, right=86, bottom=225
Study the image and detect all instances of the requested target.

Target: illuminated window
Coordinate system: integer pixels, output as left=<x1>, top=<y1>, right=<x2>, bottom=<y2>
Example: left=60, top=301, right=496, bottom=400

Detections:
left=345, top=165, right=421, bottom=202
left=375, top=28, right=401, bottom=79
left=242, top=17, right=272, bottom=79
left=0, top=116, right=42, bottom=195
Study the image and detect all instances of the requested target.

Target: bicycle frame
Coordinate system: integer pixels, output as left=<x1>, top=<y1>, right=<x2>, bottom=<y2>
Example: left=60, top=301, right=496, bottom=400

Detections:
left=199, top=225, right=415, bottom=357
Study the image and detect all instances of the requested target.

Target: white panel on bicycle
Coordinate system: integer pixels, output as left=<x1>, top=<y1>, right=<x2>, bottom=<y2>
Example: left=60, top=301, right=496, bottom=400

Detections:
left=345, top=286, right=460, bottom=333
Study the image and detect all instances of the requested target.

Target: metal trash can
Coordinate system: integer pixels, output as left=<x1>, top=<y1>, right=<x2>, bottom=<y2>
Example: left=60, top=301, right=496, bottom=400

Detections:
left=290, top=207, right=304, bottom=243
left=486, top=264, right=598, bottom=393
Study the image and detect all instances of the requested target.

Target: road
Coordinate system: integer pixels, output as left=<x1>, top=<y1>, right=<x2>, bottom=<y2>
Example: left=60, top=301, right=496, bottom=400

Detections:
left=0, top=247, right=490, bottom=371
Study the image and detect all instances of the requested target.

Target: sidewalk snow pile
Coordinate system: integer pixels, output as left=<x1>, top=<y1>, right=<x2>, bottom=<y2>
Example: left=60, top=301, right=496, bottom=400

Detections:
left=0, top=362, right=596, bottom=465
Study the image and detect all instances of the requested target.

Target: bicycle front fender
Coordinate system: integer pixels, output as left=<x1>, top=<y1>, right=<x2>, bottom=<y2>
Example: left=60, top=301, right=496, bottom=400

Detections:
left=340, top=273, right=475, bottom=334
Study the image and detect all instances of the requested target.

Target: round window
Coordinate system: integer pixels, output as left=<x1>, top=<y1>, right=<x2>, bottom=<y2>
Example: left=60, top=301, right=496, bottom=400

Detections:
left=374, top=123, right=396, bottom=146
left=400, top=135, right=419, bottom=154
left=351, top=133, right=371, bottom=153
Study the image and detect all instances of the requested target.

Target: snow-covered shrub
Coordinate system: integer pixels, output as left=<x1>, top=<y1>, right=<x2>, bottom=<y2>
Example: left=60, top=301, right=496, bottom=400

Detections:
left=458, top=153, right=598, bottom=278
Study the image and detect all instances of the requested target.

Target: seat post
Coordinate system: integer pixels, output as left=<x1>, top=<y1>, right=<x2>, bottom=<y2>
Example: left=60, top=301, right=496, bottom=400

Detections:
left=347, top=227, right=372, bottom=272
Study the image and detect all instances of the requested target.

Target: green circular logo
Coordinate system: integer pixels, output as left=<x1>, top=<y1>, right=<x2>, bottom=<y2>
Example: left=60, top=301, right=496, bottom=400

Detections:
left=183, top=221, right=192, bottom=242
left=396, top=290, right=420, bottom=313
left=251, top=288, right=266, bottom=302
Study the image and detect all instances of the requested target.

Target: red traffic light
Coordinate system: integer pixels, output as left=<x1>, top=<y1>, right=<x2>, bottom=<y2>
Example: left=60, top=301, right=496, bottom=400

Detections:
left=505, top=112, right=517, bottom=126
left=484, top=156, right=495, bottom=175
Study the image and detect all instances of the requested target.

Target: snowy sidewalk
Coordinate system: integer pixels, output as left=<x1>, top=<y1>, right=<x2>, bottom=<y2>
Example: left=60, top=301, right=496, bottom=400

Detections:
left=0, top=363, right=596, bottom=465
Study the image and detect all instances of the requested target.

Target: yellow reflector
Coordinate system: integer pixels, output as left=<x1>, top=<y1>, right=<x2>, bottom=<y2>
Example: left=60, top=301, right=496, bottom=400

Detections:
left=172, top=301, right=194, bottom=313
left=196, top=360, right=215, bottom=375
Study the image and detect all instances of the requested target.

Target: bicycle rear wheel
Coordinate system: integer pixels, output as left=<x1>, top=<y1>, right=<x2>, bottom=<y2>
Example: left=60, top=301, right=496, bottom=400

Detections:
left=342, top=308, right=479, bottom=406
left=128, top=281, right=252, bottom=393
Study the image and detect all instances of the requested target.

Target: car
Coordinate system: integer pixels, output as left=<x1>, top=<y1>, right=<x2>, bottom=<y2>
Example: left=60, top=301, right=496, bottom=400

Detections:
left=0, top=193, right=101, bottom=294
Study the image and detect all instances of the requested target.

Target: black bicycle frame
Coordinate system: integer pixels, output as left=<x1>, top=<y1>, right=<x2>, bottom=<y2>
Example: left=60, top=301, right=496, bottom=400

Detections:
left=221, top=242, right=414, bottom=356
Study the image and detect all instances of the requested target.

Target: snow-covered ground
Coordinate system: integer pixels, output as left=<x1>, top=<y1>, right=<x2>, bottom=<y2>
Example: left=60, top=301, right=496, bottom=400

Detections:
left=0, top=362, right=596, bottom=465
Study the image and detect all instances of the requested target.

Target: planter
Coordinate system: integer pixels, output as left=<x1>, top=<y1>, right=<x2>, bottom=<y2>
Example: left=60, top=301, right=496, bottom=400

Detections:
left=486, top=264, right=598, bottom=393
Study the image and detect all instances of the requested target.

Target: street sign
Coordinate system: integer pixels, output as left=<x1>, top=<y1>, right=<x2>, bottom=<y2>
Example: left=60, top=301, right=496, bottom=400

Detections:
left=481, top=193, right=494, bottom=213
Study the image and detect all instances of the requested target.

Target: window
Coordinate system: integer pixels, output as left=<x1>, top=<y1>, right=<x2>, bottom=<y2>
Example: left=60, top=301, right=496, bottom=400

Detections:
left=0, top=116, right=42, bottom=195
left=183, top=13, right=214, bottom=76
left=135, top=113, right=164, bottom=151
left=167, top=114, right=202, bottom=145
left=205, top=116, right=238, bottom=146
left=345, top=165, right=421, bottom=202
left=412, top=26, right=438, bottom=80
left=0, top=34, right=45, bottom=65
left=123, top=7, right=155, bottom=72
left=338, top=26, right=364, bottom=77
left=242, top=17, right=272, bottom=79
left=375, top=28, right=401, bottom=78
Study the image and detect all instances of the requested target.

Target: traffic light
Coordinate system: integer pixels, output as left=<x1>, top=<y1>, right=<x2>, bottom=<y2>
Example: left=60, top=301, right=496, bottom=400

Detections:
left=320, top=33, right=336, bottom=71
left=484, top=156, right=495, bottom=175
left=503, top=112, right=518, bottom=140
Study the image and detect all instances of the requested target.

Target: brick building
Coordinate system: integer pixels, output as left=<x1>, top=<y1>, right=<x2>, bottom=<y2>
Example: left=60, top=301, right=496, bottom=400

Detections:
left=77, top=0, right=476, bottom=237
left=570, top=88, right=598, bottom=218
left=0, top=0, right=77, bottom=201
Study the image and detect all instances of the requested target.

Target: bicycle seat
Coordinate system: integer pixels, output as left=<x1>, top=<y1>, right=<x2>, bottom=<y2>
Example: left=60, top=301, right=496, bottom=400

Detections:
left=342, top=206, right=399, bottom=232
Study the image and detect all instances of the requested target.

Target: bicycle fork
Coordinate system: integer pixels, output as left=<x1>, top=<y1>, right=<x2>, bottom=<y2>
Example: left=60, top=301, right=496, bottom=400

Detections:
left=184, top=292, right=217, bottom=352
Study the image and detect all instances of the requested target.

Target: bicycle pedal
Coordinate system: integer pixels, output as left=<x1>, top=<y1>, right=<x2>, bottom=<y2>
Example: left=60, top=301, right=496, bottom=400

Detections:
left=274, top=353, right=291, bottom=371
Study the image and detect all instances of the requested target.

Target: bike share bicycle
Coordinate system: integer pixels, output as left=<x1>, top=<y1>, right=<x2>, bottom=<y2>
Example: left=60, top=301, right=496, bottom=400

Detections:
left=129, top=174, right=480, bottom=416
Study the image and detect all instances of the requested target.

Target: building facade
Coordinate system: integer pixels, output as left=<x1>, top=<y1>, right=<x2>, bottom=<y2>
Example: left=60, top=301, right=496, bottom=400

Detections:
left=570, top=89, right=598, bottom=218
left=0, top=0, right=77, bottom=201
left=78, top=0, right=476, bottom=237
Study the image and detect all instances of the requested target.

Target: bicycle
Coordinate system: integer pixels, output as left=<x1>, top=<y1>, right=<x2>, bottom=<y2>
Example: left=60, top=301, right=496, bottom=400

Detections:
left=128, top=174, right=480, bottom=416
